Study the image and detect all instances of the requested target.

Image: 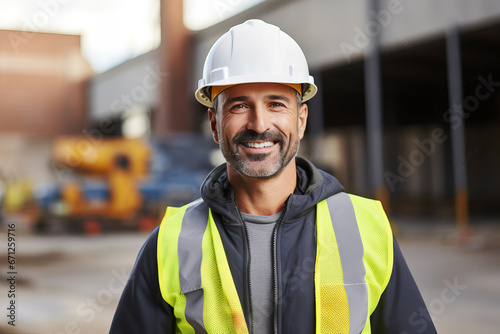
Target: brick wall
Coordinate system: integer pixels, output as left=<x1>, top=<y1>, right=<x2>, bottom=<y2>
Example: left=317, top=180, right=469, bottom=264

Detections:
left=0, top=30, right=93, bottom=135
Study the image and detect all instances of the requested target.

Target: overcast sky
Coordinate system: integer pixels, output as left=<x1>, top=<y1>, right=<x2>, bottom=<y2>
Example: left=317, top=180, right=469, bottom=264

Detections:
left=0, top=0, right=267, bottom=72
left=0, top=0, right=161, bottom=73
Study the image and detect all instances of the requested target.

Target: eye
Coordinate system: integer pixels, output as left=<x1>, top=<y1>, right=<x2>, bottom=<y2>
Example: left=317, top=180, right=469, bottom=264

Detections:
left=269, top=102, right=286, bottom=109
left=229, top=103, right=248, bottom=112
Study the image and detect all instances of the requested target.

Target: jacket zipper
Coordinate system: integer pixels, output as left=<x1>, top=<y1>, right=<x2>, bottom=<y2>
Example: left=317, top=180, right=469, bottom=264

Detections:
left=272, top=208, right=287, bottom=334
left=236, top=207, right=254, bottom=333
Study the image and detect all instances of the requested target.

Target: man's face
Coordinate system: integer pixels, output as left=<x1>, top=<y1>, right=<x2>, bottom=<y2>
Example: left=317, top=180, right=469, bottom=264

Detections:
left=209, top=83, right=308, bottom=179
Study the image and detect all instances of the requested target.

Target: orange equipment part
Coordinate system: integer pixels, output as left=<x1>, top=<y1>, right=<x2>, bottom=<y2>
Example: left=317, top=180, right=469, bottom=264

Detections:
left=54, top=136, right=151, bottom=221
left=52, top=137, right=150, bottom=178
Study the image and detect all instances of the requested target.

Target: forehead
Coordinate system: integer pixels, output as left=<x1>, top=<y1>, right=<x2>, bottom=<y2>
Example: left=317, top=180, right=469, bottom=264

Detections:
left=219, top=82, right=297, bottom=101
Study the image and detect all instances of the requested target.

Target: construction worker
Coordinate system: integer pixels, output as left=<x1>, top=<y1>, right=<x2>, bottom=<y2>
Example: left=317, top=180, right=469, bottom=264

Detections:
left=110, top=19, right=436, bottom=333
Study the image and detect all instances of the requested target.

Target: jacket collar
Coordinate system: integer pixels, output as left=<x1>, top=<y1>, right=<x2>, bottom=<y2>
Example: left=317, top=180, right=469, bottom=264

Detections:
left=200, top=157, right=345, bottom=222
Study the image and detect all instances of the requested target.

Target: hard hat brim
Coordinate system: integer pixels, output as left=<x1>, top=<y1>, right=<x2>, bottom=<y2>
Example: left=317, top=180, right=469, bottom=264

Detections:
left=195, top=79, right=317, bottom=108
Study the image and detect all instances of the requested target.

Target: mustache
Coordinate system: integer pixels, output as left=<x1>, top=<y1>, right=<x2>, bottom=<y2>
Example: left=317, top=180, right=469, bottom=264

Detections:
left=231, top=129, right=285, bottom=144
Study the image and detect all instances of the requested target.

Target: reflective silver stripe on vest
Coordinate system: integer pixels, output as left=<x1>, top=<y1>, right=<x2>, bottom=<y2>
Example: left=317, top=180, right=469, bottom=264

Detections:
left=178, top=198, right=208, bottom=333
left=326, top=193, right=368, bottom=334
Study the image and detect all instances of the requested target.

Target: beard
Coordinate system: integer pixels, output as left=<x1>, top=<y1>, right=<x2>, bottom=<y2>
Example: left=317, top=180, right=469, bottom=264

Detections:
left=218, top=127, right=300, bottom=179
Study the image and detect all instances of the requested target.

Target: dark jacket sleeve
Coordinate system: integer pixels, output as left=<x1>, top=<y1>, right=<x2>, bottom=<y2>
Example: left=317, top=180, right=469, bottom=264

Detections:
left=109, top=226, right=176, bottom=333
left=370, top=237, right=437, bottom=334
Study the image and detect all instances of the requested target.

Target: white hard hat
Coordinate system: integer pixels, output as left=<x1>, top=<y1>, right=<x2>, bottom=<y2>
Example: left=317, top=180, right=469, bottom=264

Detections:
left=195, top=19, right=317, bottom=107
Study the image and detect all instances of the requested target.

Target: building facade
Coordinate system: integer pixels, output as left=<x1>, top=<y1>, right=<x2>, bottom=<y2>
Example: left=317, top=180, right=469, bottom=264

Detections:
left=0, top=30, right=92, bottom=183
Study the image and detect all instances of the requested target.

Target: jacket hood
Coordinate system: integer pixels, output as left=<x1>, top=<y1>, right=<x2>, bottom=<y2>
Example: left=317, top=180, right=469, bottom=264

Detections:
left=200, top=157, right=345, bottom=222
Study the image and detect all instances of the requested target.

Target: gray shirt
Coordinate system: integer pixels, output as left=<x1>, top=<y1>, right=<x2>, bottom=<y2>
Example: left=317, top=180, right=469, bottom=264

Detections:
left=241, top=210, right=282, bottom=334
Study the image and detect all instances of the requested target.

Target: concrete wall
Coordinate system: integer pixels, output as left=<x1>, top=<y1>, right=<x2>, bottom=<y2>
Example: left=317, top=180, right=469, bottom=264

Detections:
left=88, top=49, right=160, bottom=120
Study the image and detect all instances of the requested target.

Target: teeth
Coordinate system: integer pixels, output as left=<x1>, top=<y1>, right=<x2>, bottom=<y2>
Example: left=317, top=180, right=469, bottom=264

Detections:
left=244, top=141, right=274, bottom=148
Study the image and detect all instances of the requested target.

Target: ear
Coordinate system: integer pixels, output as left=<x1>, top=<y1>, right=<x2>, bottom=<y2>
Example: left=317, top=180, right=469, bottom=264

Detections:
left=208, top=108, right=219, bottom=144
left=298, top=103, right=308, bottom=140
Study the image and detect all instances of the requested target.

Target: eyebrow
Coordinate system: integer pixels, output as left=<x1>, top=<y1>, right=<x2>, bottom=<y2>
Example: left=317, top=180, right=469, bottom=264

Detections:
left=222, top=96, right=250, bottom=109
left=266, top=95, right=291, bottom=104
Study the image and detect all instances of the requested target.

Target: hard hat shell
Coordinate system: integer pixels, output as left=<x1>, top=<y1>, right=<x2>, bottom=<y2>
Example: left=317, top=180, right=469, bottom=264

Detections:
left=195, top=19, right=317, bottom=107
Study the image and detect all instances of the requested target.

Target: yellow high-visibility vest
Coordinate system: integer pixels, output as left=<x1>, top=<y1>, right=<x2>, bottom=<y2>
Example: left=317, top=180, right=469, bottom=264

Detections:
left=157, top=193, right=393, bottom=333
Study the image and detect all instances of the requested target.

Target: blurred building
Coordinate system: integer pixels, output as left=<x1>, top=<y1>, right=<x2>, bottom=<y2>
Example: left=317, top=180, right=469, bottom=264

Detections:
left=184, top=0, right=500, bottom=216
left=0, top=30, right=92, bottom=211
left=0, top=30, right=92, bottom=135
left=87, top=48, right=160, bottom=136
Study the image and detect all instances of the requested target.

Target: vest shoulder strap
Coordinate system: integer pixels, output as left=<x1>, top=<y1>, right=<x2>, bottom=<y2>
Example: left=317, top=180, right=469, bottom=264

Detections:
left=157, top=199, right=248, bottom=333
left=347, top=194, right=394, bottom=315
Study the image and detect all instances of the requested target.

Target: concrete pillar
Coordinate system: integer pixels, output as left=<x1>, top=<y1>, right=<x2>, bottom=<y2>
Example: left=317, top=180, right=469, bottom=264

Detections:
left=364, top=0, right=390, bottom=212
left=445, top=22, right=470, bottom=234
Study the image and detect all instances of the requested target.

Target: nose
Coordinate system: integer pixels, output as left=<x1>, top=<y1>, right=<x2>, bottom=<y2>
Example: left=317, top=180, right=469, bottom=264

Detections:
left=246, top=104, right=271, bottom=133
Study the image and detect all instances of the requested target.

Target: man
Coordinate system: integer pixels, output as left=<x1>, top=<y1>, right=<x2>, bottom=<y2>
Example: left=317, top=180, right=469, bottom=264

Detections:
left=110, top=19, right=436, bottom=333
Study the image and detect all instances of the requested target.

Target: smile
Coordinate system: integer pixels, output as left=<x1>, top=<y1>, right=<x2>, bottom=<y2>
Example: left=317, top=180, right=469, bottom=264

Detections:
left=242, top=141, right=276, bottom=148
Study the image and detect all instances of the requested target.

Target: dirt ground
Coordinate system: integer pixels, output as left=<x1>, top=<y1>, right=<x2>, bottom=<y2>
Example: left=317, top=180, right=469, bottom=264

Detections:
left=0, top=217, right=499, bottom=334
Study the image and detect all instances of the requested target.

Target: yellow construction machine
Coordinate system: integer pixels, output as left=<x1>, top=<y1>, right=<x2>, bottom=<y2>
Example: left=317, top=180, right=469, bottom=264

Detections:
left=34, top=134, right=212, bottom=234
left=41, top=136, right=152, bottom=233
left=53, top=136, right=150, bottom=219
